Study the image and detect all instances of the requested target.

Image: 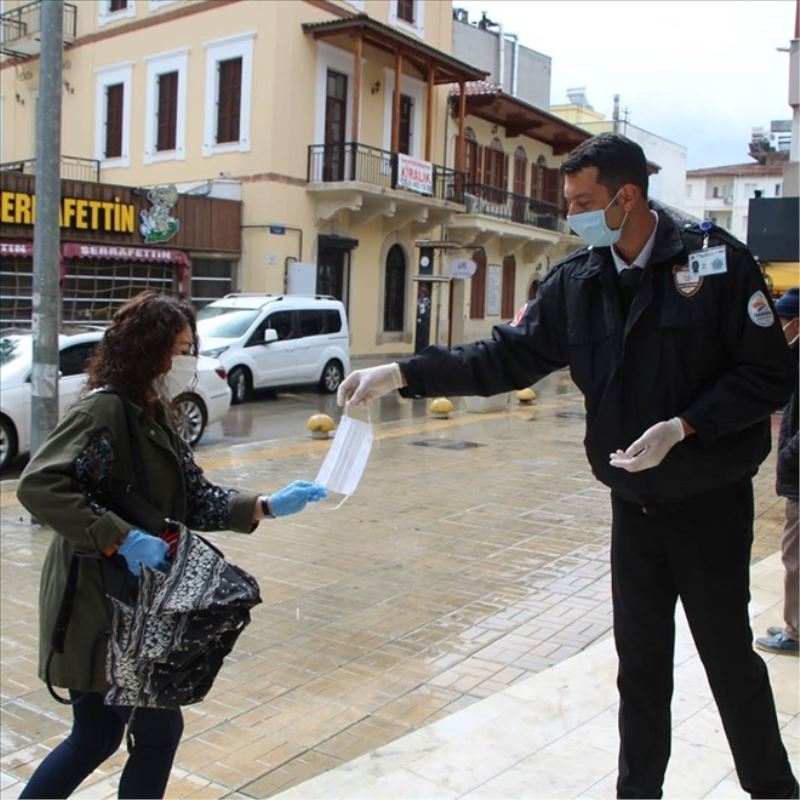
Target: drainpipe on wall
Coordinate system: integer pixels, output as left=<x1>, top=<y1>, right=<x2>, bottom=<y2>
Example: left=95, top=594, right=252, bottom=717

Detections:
left=497, top=22, right=504, bottom=91
left=506, top=33, right=519, bottom=97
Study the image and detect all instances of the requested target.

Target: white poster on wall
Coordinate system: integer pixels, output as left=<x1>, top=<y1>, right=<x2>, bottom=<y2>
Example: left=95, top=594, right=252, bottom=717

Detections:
left=487, top=264, right=502, bottom=316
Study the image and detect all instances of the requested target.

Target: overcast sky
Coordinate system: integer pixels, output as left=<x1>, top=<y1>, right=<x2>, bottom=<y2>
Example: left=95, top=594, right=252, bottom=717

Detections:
left=457, top=0, right=796, bottom=169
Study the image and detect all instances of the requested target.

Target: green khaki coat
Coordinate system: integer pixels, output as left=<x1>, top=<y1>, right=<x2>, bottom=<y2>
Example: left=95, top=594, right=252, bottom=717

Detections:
left=16, top=390, right=260, bottom=693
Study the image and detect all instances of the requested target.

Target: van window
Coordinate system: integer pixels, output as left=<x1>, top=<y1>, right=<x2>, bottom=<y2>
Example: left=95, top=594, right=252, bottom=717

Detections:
left=265, top=311, right=293, bottom=340
left=197, top=307, right=260, bottom=339
left=298, top=309, right=342, bottom=337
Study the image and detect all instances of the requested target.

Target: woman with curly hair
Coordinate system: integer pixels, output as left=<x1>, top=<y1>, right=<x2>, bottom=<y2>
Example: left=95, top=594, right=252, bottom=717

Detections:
left=16, top=291, right=326, bottom=799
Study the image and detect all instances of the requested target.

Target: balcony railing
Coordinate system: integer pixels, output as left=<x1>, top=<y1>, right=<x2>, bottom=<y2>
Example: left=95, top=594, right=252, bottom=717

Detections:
left=0, top=156, right=100, bottom=183
left=307, top=142, right=465, bottom=204
left=463, top=183, right=563, bottom=232
left=0, top=0, right=77, bottom=57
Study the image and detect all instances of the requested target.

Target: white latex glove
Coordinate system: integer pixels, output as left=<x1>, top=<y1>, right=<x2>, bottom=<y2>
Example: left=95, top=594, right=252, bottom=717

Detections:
left=609, top=418, right=685, bottom=473
left=337, top=363, right=404, bottom=406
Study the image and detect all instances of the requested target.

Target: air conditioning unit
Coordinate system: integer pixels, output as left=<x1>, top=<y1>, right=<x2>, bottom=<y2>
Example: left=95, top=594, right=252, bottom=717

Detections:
left=464, top=192, right=479, bottom=213
left=723, top=195, right=733, bottom=204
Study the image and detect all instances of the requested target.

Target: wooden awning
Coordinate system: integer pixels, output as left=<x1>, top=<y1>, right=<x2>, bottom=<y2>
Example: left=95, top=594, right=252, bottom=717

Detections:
left=452, top=82, right=590, bottom=155
left=302, top=15, right=486, bottom=84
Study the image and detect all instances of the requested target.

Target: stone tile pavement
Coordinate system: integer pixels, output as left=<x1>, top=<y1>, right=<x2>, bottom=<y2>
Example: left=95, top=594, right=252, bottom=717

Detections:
left=0, top=371, right=795, bottom=798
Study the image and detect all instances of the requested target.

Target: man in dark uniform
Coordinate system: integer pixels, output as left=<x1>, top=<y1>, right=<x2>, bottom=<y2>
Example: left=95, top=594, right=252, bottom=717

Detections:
left=338, top=133, right=798, bottom=799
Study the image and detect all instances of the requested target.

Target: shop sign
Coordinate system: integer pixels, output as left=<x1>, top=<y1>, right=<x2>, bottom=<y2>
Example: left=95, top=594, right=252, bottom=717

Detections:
left=139, top=185, right=180, bottom=244
left=0, top=190, right=137, bottom=233
left=0, top=240, right=34, bottom=258
left=62, top=243, right=188, bottom=264
left=449, top=258, right=477, bottom=279
left=396, top=154, right=433, bottom=196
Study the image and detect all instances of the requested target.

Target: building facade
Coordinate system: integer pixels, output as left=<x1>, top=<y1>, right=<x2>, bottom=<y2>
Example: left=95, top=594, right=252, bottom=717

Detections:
left=684, top=163, right=784, bottom=243
left=1, top=0, right=584, bottom=355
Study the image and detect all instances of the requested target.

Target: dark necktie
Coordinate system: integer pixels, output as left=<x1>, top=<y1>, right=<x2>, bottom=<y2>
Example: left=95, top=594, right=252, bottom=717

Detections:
left=618, top=268, right=643, bottom=317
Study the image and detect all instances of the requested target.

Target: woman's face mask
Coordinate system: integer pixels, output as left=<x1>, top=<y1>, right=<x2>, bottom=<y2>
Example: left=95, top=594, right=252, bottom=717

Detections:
left=163, top=355, right=198, bottom=398
left=567, top=189, right=629, bottom=247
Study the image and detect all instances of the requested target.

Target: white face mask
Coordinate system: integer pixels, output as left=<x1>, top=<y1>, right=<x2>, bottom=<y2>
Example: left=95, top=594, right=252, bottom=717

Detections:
left=163, top=354, right=198, bottom=398
left=315, top=414, right=373, bottom=505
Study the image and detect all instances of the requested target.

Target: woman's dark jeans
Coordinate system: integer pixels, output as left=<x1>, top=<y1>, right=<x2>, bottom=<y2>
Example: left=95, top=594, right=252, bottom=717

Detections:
left=20, top=691, right=183, bottom=799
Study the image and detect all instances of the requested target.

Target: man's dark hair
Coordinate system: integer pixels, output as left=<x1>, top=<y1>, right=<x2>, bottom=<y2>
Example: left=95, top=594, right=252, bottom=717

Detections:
left=560, top=133, right=649, bottom=198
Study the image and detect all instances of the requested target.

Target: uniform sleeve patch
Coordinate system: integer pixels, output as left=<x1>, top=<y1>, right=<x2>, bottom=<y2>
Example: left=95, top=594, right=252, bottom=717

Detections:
left=748, top=290, right=775, bottom=328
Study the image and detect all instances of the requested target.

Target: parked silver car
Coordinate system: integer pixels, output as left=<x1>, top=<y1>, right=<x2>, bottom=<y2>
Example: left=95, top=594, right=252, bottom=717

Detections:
left=0, top=327, right=231, bottom=470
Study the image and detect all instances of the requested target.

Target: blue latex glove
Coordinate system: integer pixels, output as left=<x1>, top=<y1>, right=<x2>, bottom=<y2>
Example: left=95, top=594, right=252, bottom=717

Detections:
left=269, top=480, right=327, bottom=517
left=117, top=529, right=169, bottom=576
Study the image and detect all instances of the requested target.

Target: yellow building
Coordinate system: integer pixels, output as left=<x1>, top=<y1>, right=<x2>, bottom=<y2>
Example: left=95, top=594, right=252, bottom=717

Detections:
left=1, top=0, right=586, bottom=355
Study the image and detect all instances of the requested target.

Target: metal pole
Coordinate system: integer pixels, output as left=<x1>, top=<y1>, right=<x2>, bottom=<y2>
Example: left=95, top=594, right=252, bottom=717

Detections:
left=30, top=0, right=63, bottom=456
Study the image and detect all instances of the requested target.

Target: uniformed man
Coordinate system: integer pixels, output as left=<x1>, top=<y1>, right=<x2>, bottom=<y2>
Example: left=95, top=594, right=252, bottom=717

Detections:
left=338, top=133, right=798, bottom=799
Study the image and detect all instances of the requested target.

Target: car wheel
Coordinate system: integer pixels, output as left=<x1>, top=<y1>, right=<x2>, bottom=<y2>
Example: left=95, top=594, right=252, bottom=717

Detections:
left=0, top=415, right=18, bottom=471
left=228, top=367, right=252, bottom=405
left=172, top=393, right=207, bottom=447
left=319, top=359, right=344, bottom=393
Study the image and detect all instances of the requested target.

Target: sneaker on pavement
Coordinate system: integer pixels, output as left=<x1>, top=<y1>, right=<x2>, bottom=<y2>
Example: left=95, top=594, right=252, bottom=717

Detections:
left=755, top=631, right=799, bottom=656
left=766, top=625, right=784, bottom=637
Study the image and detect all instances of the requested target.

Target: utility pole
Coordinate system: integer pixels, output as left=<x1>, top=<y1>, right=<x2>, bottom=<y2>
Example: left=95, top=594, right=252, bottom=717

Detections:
left=30, top=0, right=63, bottom=456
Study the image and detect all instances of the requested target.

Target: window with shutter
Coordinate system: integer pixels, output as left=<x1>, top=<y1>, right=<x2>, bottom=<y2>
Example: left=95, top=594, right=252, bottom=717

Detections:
left=399, top=95, right=413, bottom=155
left=216, top=57, right=242, bottom=144
left=469, top=248, right=487, bottom=319
left=104, top=83, right=124, bottom=159
left=109, top=0, right=128, bottom=10
left=501, top=255, right=516, bottom=318
left=156, top=71, right=178, bottom=152
left=397, top=0, right=415, bottom=23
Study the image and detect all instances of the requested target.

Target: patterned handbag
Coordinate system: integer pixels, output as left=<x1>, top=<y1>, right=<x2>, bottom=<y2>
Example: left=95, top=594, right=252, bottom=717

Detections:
left=105, top=523, right=261, bottom=709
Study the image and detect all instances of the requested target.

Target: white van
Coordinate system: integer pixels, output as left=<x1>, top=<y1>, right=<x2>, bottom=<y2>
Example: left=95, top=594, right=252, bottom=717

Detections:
left=197, top=294, right=350, bottom=404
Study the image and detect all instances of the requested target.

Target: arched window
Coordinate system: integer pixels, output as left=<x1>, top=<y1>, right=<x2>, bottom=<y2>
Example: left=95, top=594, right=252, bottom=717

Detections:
left=383, top=244, right=406, bottom=331
left=464, top=127, right=479, bottom=187
left=484, top=138, right=508, bottom=202
left=531, top=155, right=547, bottom=201
left=512, top=146, right=528, bottom=222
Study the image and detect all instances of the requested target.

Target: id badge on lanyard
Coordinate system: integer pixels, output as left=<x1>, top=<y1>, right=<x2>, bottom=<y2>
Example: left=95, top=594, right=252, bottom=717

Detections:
left=688, top=220, right=727, bottom=278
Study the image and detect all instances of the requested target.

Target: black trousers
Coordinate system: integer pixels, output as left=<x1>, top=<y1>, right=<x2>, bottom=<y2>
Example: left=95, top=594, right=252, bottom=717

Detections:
left=612, top=478, right=798, bottom=799
left=20, top=691, right=183, bottom=799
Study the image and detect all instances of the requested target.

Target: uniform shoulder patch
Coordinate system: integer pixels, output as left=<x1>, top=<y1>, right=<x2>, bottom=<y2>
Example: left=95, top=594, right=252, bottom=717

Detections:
left=748, top=290, right=775, bottom=328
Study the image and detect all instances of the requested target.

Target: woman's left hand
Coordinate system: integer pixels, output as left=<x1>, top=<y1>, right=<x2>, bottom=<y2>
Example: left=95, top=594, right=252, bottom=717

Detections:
left=259, top=481, right=327, bottom=518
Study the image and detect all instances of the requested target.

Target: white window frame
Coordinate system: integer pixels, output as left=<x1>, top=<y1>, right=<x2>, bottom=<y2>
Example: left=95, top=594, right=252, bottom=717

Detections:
left=202, top=32, right=255, bottom=157
left=389, top=0, right=424, bottom=38
left=311, top=43, right=364, bottom=181
left=94, top=62, right=133, bottom=169
left=382, top=69, right=424, bottom=160
left=98, top=0, right=136, bottom=26
left=149, top=0, right=179, bottom=9
left=143, top=48, right=189, bottom=164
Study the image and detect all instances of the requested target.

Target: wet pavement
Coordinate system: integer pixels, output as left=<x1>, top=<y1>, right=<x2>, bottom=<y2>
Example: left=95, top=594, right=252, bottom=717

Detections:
left=0, top=371, right=794, bottom=798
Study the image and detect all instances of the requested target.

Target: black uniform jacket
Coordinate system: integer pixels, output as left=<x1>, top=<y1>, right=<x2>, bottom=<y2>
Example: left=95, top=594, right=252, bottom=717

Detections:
left=400, top=203, right=795, bottom=506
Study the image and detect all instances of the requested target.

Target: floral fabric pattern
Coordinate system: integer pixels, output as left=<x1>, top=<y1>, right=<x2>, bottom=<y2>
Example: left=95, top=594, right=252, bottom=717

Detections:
left=179, top=447, right=240, bottom=531
left=73, top=430, right=115, bottom=516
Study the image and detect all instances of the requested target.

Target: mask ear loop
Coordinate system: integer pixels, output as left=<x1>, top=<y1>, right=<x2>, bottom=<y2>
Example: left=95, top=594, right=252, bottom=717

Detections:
left=323, top=404, right=374, bottom=511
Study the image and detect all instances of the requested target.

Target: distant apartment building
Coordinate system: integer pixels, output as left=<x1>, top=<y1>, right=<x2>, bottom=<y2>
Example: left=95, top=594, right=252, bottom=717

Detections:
left=684, top=163, right=784, bottom=243
left=1, top=0, right=590, bottom=354
left=550, top=89, right=688, bottom=212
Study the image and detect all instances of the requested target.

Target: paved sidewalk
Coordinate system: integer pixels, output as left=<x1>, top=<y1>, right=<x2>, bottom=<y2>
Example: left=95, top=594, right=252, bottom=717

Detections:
left=0, top=372, right=795, bottom=798
left=272, top=550, right=799, bottom=800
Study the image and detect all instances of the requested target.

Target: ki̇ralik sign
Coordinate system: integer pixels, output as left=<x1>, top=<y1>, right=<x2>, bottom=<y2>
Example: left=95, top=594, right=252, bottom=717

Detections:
left=396, top=154, right=433, bottom=196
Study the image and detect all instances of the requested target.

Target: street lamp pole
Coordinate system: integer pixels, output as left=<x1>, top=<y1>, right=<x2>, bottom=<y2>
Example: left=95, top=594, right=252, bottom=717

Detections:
left=30, top=0, right=64, bottom=456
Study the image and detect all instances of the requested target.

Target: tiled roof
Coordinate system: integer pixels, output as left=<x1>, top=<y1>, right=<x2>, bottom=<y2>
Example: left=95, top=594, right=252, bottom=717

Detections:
left=687, top=162, right=785, bottom=177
